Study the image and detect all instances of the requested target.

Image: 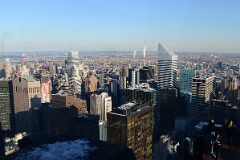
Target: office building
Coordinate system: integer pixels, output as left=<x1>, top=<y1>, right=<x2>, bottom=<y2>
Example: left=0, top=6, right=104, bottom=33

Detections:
left=3, top=59, right=11, bottom=79
left=40, top=77, right=51, bottom=103
left=111, top=79, right=120, bottom=107
left=51, top=94, right=87, bottom=114
left=0, top=80, right=14, bottom=133
left=99, top=120, right=107, bottom=141
left=0, top=123, right=4, bottom=159
left=157, top=43, right=178, bottom=89
left=42, top=105, right=78, bottom=137
left=119, top=68, right=127, bottom=90
left=179, top=69, right=196, bottom=94
left=159, top=88, right=185, bottom=131
left=72, top=114, right=100, bottom=141
left=154, top=44, right=178, bottom=146
left=228, top=76, right=238, bottom=91
left=107, top=103, right=153, bottom=160
left=12, top=76, right=41, bottom=133
left=65, top=51, right=82, bottom=95
left=83, top=74, right=98, bottom=93
left=90, top=92, right=112, bottom=121
left=139, top=66, right=154, bottom=83
left=190, top=76, right=214, bottom=118
left=123, top=83, right=156, bottom=107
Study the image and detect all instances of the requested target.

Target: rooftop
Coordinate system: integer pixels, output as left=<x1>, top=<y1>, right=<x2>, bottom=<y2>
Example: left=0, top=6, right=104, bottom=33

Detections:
left=157, top=43, right=178, bottom=61
left=118, top=103, right=136, bottom=110
left=21, top=76, right=37, bottom=82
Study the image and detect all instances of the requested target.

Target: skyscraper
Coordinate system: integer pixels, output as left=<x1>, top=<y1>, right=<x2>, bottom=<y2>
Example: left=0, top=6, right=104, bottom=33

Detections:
left=190, top=76, right=214, bottom=118
left=179, top=69, right=196, bottom=94
left=110, top=79, right=120, bottom=107
left=40, top=76, right=51, bottom=103
left=157, top=43, right=178, bottom=89
left=123, top=84, right=156, bottom=107
left=107, top=103, right=152, bottom=160
left=228, top=76, right=238, bottom=91
left=0, top=80, right=14, bottom=133
left=65, top=51, right=82, bottom=95
left=90, top=92, right=112, bottom=121
left=12, top=76, right=41, bottom=133
left=154, top=44, right=178, bottom=145
left=3, top=59, right=11, bottom=79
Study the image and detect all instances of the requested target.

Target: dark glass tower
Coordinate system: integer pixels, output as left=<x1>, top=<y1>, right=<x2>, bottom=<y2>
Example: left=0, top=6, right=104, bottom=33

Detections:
left=0, top=80, right=15, bottom=134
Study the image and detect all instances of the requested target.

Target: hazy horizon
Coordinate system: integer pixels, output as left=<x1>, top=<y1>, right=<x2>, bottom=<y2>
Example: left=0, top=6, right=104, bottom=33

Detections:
left=1, top=0, right=240, bottom=53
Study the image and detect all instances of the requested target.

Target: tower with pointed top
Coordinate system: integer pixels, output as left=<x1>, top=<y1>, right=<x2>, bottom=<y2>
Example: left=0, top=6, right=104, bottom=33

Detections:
left=153, top=44, right=178, bottom=157
left=157, top=43, right=178, bottom=89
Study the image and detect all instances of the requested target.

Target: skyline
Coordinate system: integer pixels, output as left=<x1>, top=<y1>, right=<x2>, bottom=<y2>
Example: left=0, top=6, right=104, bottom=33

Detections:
left=1, top=0, right=240, bottom=53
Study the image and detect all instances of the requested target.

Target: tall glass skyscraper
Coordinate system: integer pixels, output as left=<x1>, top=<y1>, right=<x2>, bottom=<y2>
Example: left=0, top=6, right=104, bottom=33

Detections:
left=179, top=69, right=196, bottom=94
left=0, top=80, right=15, bottom=133
left=153, top=44, right=178, bottom=159
left=157, top=43, right=178, bottom=89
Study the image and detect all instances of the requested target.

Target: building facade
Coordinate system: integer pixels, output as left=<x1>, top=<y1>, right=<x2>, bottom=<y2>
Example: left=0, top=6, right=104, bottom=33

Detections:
left=12, top=76, right=41, bottom=133
left=107, top=103, right=153, bottom=160
left=157, top=43, right=178, bottom=89
left=0, top=80, right=14, bottom=133
left=190, top=76, right=214, bottom=118
left=90, top=92, right=112, bottom=121
left=51, top=94, right=87, bottom=114
left=179, top=69, right=196, bottom=94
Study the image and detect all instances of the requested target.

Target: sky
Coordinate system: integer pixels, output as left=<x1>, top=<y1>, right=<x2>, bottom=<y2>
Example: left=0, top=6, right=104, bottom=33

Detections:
left=0, top=0, right=240, bottom=53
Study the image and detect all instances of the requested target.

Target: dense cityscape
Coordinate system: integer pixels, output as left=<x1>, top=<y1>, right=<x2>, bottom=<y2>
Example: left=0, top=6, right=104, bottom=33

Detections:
left=1, top=1, right=240, bottom=160
left=0, top=45, right=240, bottom=159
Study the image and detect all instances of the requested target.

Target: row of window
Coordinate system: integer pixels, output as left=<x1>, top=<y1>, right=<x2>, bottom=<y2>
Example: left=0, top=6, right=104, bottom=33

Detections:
left=15, top=86, right=40, bottom=94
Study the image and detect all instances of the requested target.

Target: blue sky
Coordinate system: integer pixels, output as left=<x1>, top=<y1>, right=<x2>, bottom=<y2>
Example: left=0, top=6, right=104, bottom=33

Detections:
left=0, top=0, right=240, bottom=53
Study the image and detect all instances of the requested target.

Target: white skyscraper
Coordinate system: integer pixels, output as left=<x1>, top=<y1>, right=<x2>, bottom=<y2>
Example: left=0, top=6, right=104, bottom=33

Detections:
left=90, top=92, right=112, bottom=121
left=154, top=44, right=178, bottom=150
left=157, top=43, right=178, bottom=88
left=65, top=51, right=82, bottom=95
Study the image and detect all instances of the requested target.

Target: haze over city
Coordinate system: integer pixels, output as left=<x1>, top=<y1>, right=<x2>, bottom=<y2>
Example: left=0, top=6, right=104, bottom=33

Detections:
left=1, top=1, right=240, bottom=160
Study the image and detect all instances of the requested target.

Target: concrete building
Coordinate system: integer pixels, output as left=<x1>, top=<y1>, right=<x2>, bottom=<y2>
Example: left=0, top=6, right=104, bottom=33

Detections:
left=83, top=74, right=98, bottom=93
left=51, top=94, right=87, bottom=114
left=107, top=103, right=153, bottom=160
left=12, top=76, right=41, bottom=133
